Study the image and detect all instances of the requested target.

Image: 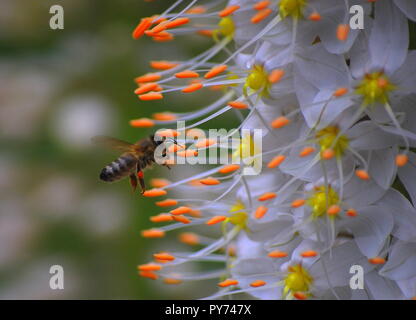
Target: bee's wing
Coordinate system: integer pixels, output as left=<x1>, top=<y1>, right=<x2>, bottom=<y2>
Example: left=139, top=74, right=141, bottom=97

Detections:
left=91, top=135, right=135, bottom=152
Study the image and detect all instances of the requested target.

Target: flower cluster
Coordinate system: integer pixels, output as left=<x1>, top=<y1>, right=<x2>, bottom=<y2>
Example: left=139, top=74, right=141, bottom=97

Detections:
left=132, top=0, right=416, bottom=300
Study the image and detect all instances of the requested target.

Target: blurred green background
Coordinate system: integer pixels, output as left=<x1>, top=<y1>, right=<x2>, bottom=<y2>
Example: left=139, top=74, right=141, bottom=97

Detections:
left=0, top=0, right=230, bottom=299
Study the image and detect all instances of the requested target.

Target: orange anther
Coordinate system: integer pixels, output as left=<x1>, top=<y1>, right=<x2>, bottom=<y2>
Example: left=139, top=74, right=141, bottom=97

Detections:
left=327, top=205, right=341, bottom=216
left=195, top=138, right=216, bottom=148
left=322, top=148, right=335, bottom=160
left=186, top=6, right=206, bottom=14
left=271, top=116, right=290, bottom=129
left=175, top=70, right=200, bottom=78
left=301, top=250, right=318, bottom=258
left=155, top=199, right=178, bottom=207
left=156, top=129, right=180, bottom=138
left=255, top=206, right=268, bottom=219
left=163, top=278, right=182, bottom=285
left=377, top=78, right=389, bottom=89
left=253, top=1, right=271, bottom=10
left=204, top=65, right=228, bottom=79
left=267, top=155, right=286, bottom=168
left=143, top=188, right=167, bottom=197
left=206, top=215, right=227, bottom=225
left=396, top=154, right=408, bottom=167
left=129, top=118, right=155, bottom=128
left=177, top=149, right=198, bottom=157
left=150, top=178, right=171, bottom=188
left=308, top=12, right=321, bottom=21
left=258, top=192, right=277, bottom=202
left=135, top=73, right=161, bottom=83
left=166, top=17, right=190, bottom=29
left=251, top=8, right=272, bottom=24
left=337, top=24, right=349, bottom=41
left=139, top=271, right=158, bottom=280
left=188, top=209, right=202, bottom=218
left=218, top=164, right=240, bottom=174
left=150, top=214, right=174, bottom=223
left=150, top=60, right=179, bottom=70
left=135, top=82, right=159, bottom=95
left=199, top=177, right=221, bottom=185
left=346, top=208, right=358, bottom=217
left=228, top=101, right=248, bottom=109
left=197, top=29, right=214, bottom=37
left=219, top=5, right=240, bottom=17
left=250, top=280, right=267, bottom=287
left=333, top=87, right=348, bottom=97
left=132, top=17, right=153, bottom=39
left=172, top=215, right=192, bottom=224
left=268, top=250, right=288, bottom=258
left=179, top=232, right=199, bottom=245
left=152, top=112, right=177, bottom=121
left=138, top=92, right=163, bottom=101
left=368, top=257, right=386, bottom=265
left=148, top=21, right=169, bottom=34
left=182, top=82, right=203, bottom=93
left=355, top=169, right=370, bottom=180
left=294, top=292, right=308, bottom=300
left=268, top=69, right=285, bottom=83
left=218, top=279, right=239, bottom=287
left=141, top=229, right=165, bottom=238
left=299, top=146, right=316, bottom=157
left=152, top=32, right=174, bottom=42
left=138, top=263, right=162, bottom=271
left=291, top=199, right=306, bottom=208
left=170, top=206, right=192, bottom=215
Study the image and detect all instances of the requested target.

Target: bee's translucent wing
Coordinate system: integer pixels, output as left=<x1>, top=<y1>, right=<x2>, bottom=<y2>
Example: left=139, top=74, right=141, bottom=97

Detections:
left=91, top=135, right=135, bottom=152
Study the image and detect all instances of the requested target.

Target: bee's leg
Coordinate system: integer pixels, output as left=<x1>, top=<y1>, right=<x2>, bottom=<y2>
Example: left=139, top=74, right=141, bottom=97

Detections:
left=137, top=164, right=146, bottom=194
left=129, top=174, right=138, bottom=193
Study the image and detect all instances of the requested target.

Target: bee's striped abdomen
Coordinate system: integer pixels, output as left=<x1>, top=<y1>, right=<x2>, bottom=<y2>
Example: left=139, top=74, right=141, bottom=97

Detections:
left=99, top=154, right=137, bottom=182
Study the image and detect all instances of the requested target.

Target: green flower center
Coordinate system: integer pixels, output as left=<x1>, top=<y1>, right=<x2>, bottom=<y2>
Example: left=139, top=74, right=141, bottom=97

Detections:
left=227, top=201, right=248, bottom=229
left=283, top=264, right=313, bottom=296
left=316, top=126, right=349, bottom=158
left=355, top=72, right=395, bottom=106
left=279, top=0, right=307, bottom=19
left=245, top=65, right=270, bottom=96
left=307, top=186, right=339, bottom=219
left=217, top=17, right=235, bottom=38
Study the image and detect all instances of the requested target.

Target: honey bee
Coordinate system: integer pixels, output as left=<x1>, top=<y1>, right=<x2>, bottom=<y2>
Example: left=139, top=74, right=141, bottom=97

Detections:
left=92, top=135, right=169, bottom=193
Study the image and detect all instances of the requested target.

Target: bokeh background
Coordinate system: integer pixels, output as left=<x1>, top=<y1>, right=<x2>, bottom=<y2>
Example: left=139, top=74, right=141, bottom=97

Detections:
left=0, top=0, right=234, bottom=299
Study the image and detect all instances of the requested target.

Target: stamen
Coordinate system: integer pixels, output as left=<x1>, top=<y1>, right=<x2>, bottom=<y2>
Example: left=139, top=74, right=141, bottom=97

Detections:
left=294, top=292, right=308, bottom=300
left=219, top=5, right=240, bottom=18
left=255, top=206, right=268, bottom=219
left=268, top=69, right=285, bottom=84
left=143, top=189, right=168, bottom=197
left=336, top=24, right=349, bottom=41
left=135, top=73, right=161, bottom=83
left=301, top=250, right=318, bottom=258
left=138, top=263, right=162, bottom=271
left=346, top=208, right=358, bottom=217
left=258, top=192, right=277, bottom=201
left=172, top=215, right=192, bottom=224
left=150, top=60, right=179, bottom=70
left=333, top=87, right=348, bottom=97
left=299, top=146, right=316, bottom=157
left=250, top=280, right=267, bottom=287
left=308, top=12, right=321, bottom=21
left=204, top=65, right=228, bottom=79
left=218, top=279, right=239, bottom=287
left=291, top=199, right=306, bottom=208
left=154, top=252, right=175, bottom=261
left=179, top=232, right=199, bottom=245
left=327, top=205, right=341, bottom=216
left=195, top=138, right=216, bottom=148
left=355, top=169, right=370, bottom=180
left=228, top=101, right=249, bottom=109
left=141, top=229, right=166, bottom=238
left=368, top=257, right=386, bottom=265
left=156, top=199, right=178, bottom=207
left=150, top=178, right=171, bottom=188
left=182, top=82, right=203, bottom=93
left=175, top=70, right=200, bottom=78
left=251, top=8, right=272, bottom=24
left=150, top=214, right=174, bottom=223
left=152, top=112, right=177, bottom=121
left=267, top=155, right=286, bottom=168
left=170, top=206, right=192, bottom=215
left=271, top=116, right=290, bottom=129
left=321, top=149, right=335, bottom=160
left=134, top=82, right=159, bottom=95
left=139, top=271, right=158, bottom=280
left=268, top=250, right=288, bottom=258
left=138, top=92, right=163, bottom=101
left=253, top=1, right=271, bottom=10
left=132, top=17, right=153, bottom=39
left=186, top=6, right=206, bottom=14
left=218, top=164, right=240, bottom=174
left=165, top=17, right=191, bottom=29
left=199, top=177, right=221, bottom=185
left=129, top=118, right=155, bottom=128
left=164, top=278, right=182, bottom=285
left=206, top=215, right=227, bottom=225
left=396, top=154, right=408, bottom=167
